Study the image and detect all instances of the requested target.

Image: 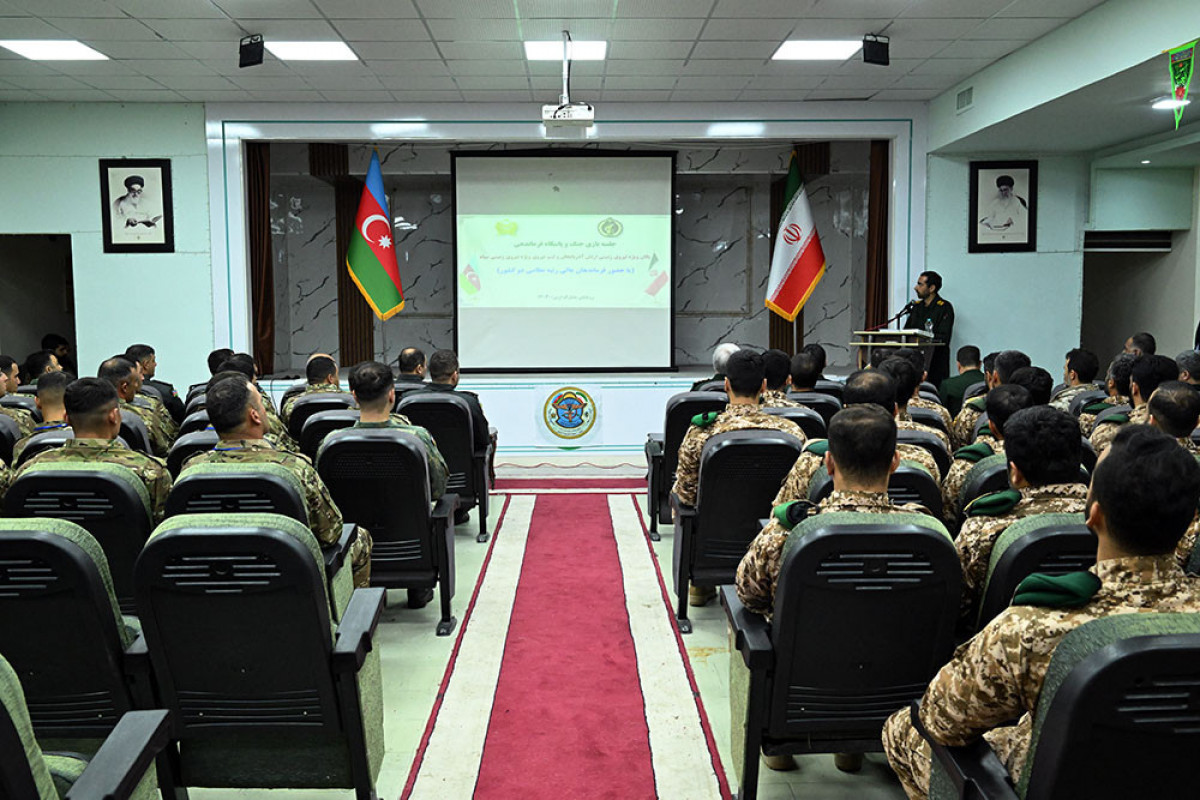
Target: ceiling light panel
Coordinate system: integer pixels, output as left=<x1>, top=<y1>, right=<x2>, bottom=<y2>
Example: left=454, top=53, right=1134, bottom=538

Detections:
left=0, top=40, right=108, bottom=60
left=524, top=40, right=607, bottom=60
left=264, top=41, right=358, bottom=60
left=772, top=40, right=862, bottom=60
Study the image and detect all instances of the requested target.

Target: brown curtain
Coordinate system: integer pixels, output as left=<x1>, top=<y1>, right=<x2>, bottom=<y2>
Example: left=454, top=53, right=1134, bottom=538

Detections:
left=865, top=140, right=890, bottom=330
left=246, top=142, right=274, bottom=375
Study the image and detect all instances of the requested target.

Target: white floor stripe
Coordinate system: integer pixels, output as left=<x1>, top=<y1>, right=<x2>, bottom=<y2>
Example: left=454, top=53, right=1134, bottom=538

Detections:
left=608, top=494, right=724, bottom=800
left=408, top=495, right=536, bottom=799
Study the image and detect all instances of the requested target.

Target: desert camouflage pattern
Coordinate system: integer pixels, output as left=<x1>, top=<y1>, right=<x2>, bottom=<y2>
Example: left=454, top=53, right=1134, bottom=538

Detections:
left=1167, top=439, right=1200, bottom=572
left=956, top=483, right=1088, bottom=626
left=941, top=439, right=1008, bottom=525
left=182, top=438, right=372, bottom=587
left=17, top=437, right=172, bottom=523
left=1078, top=394, right=1129, bottom=436
left=899, top=417, right=952, bottom=455
left=1049, top=383, right=1094, bottom=412
left=736, top=490, right=928, bottom=617
left=281, top=382, right=348, bottom=425
left=1089, top=403, right=1149, bottom=455
left=883, top=555, right=1200, bottom=799
left=760, top=389, right=801, bottom=408
left=772, top=441, right=941, bottom=507
left=0, top=405, right=34, bottom=438
left=352, top=414, right=449, bottom=499
left=950, top=400, right=986, bottom=450
left=121, top=399, right=172, bottom=457
left=910, top=396, right=953, bottom=431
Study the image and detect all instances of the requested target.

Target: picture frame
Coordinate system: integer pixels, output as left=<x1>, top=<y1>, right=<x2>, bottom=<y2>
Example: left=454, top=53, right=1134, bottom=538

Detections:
left=99, top=158, right=174, bottom=253
left=968, top=160, right=1037, bottom=253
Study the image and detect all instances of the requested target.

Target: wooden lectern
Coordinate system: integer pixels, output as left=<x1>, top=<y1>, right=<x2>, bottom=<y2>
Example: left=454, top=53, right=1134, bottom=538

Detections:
left=851, top=329, right=936, bottom=371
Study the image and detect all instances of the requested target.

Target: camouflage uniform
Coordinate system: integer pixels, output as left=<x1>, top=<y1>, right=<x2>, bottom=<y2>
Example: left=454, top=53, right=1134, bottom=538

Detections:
left=1089, top=403, right=1148, bottom=456
left=121, top=399, right=172, bottom=457
left=1167, top=438, right=1200, bottom=571
left=956, top=483, right=1088, bottom=626
left=736, top=490, right=928, bottom=618
left=16, top=437, right=172, bottom=524
left=1049, top=383, right=1094, bottom=412
left=909, top=396, right=953, bottom=432
left=883, top=554, right=1200, bottom=799
left=940, top=439, right=1007, bottom=525
left=899, top=416, right=952, bottom=455
left=773, top=440, right=942, bottom=506
left=1078, top=394, right=1128, bottom=437
left=759, top=389, right=801, bottom=409
left=138, top=390, right=179, bottom=438
left=182, top=438, right=373, bottom=588
left=281, top=383, right=347, bottom=426
left=0, top=405, right=34, bottom=438
left=950, top=396, right=987, bottom=450
left=0, top=459, right=11, bottom=497
left=671, top=403, right=806, bottom=507
left=11, top=420, right=69, bottom=466
left=352, top=414, right=448, bottom=500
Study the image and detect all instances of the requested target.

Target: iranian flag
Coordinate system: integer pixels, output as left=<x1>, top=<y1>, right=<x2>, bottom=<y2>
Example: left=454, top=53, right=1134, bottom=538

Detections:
left=347, top=150, right=405, bottom=320
left=765, top=152, right=826, bottom=321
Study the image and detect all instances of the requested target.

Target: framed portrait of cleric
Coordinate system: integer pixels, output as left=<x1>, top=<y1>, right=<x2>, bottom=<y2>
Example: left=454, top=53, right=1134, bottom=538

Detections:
left=99, top=158, right=174, bottom=253
left=968, top=160, right=1037, bottom=254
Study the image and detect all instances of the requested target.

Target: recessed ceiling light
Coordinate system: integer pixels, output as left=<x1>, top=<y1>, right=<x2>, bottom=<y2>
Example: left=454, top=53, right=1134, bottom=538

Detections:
left=772, top=40, right=862, bottom=61
left=706, top=122, right=766, bottom=137
left=524, top=40, right=607, bottom=61
left=1141, top=159, right=1151, bottom=164
left=263, top=41, right=357, bottom=61
left=1152, top=97, right=1191, bottom=110
left=0, top=40, right=107, bottom=60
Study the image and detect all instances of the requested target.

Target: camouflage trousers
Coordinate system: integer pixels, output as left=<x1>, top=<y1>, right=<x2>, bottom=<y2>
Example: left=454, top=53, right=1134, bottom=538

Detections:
left=882, top=707, right=932, bottom=799
left=350, top=527, right=373, bottom=589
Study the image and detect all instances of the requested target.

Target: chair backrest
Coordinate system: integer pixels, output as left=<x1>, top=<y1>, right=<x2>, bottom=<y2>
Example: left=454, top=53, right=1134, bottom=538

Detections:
left=287, top=393, right=357, bottom=441
left=1093, top=403, right=1133, bottom=427
left=166, top=429, right=220, bottom=478
left=768, top=512, right=960, bottom=739
left=300, top=409, right=360, bottom=461
left=690, top=430, right=804, bottom=584
left=957, top=454, right=1010, bottom=520
left=919, top=381, right=940, bottom=400
left=281, top=379, right=308, bottom=407
left=808, top=463, right=945, bottom=519
left=118, top=409, right=152, bottom=454
left=971, top=411, right=991, bottom=443
left=178, top=409, right=211, bottom=437
left=908, top=406, right=949, bottom=436
left=4, top=462, right=153, bottom=612
left=813, top=379, right=844, bottom=400
left=0, top=394, right=38, bottom=417
left=392, top=381, right=428, bottom=406
left=14, top=385, right=36, bottom=396
left=13, top=427, right=74, bottom=467
left=657, top=391, right=729, bottom=491
left=0, top=519, right=133, bottom=739
left=185, top=382, right=206, bottom=404
left=762, top=405, right=826, bottom=440
left=897, top=428, right=952, bottom=477
left=786, top=392, right=842, bottom=425
left=0, top=655, right=58, bottom=800
left=184, top=392, right=207, bottom=416
left=1079, top=436, right=1097, bottom=475
left=397, top=393, right=488, bottom=503
left=138, top=385, right=162, bottom=403
left=976, top=513, right=1096, bottom=630
left=1067, top=389, right=1109, bottom=417
left=317, top=429, right=436, bottom=580
left=0, top=414, right=20, bottom=464
left=963, top=380, right=987, bottom=400
left=1018, top=614, right=1200, bottom=800
left=166, top=462, right=309, bottom=524
left=695, top=379, right=726, bottom=393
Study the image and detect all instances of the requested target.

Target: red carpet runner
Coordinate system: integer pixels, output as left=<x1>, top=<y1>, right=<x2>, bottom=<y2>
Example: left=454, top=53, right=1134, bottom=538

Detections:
left=473, top=493, right=657, bottom=798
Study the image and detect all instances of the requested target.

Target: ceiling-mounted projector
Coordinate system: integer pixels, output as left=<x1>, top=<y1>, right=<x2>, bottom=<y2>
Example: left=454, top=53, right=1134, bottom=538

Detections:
left=542, top=102, right=595, bottom=127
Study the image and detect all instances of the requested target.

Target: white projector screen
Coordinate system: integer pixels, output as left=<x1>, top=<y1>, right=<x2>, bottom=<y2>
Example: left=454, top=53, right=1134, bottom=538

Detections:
left=453, top=153, right=674, bottom=370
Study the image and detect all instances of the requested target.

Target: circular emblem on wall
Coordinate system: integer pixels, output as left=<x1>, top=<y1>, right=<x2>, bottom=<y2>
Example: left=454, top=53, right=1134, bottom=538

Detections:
left=543, top=386, right=597, bottom=440
left=597, top=217, right=623, bottom=237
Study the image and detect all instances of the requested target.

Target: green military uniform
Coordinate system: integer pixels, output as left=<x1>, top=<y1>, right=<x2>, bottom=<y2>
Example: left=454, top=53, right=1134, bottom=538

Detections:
left=181, top=438, right=372, bottom=587
left=11, top=420, right=69, bottom=466
left=121, top=399, right=171, bottom=457
left=16, top=437, right=172, bottom=523
left=937, top=368, right=984, bottom=418
left=280, top=382, right=347, bottom=426
left=0, top=405, right=35, bottom=438
left=352, top=414, right=449, bottom=500
left=905, top=295, right=955, bottom=386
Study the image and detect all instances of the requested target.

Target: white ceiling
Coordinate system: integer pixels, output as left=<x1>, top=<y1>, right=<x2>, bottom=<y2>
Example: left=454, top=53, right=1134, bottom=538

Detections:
left=0, top=0, right=1111, bottom=104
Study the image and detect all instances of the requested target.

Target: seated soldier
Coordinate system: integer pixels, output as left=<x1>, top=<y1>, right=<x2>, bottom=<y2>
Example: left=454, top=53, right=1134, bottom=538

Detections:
left=1124, top=331, right=1156, bottom=356
left=802, top=343, right=828, bottom=381
left=955, top=406, right=1087, bottom=627
left=217, top=354, right=293, bottom=449
left=125, top=343, right=185, bottom=424
left=1050, top=348, right=1100, bottom=411
left=1007, top=365, right=1053, bottom=406
left=893, top=347, right=952, bottom=431
left=181, top=373, right=373, bottom=588
left=41, top=333, right=74, bottom=374
left=1149, top=381, right=1200, bottom=454
left=117, top=351, right=178, bottom=438
left=11, top=370, right=73, bottom=465
left=950, top=349, right=1029, bottom=448
left=774, top=369, right=943, bottom=505
left=1175, top=350, right=1200, bottom=389
left=0, top=355, right=34, bottom=437
left=207, top=348, right=233, bottom=377
left=395, top=347, right=428, bottom=397
left=940, top=384, right=1033, bottom=526
left=788, top=351, right=821, bottom=392
left=98, top=356, right=171, bottom=457
left=1078, top=352, right=1135, bottom=436
left=691, top=342, right=739, bottom=391
left=760, top=348, right=800, bottom=408
left=0, top=355, right=20, bottom=394
left=938, top=345, right=984, bottom=418
left=281, top=353, right=345, bottom=424
left=879, top=357, right=952, bottom=452
left=884, top=425, right=1200, bottom=799
left=1090, top=354, right=1177, bottom=455
left=22, top=349, right=62, bottom=386
left=16, top=377, right=171, bottom=523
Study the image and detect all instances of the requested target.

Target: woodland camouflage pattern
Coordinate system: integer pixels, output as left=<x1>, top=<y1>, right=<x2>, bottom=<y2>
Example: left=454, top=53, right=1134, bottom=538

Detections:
left=121, top=399, right=172, bottom=457
left=0, top=406, right=34, bottom=438
left=11, top=421, right=69, bottom=465
left=1089, top=403, right=1149, bottom=455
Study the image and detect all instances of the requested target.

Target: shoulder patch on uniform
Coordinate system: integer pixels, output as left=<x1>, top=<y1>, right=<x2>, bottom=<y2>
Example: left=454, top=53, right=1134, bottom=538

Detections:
left=772, top=499, right=817, bottom=531
left=1011, top=571, right=1101, bottom=609
left=953, top=440, right=995, bottom=464
left=1082, top=400, right=1111, bottom=415
left=1098, top=413, right=1129, bottom=426
left=965, top=488, right=1021, bottom=518
left=936, top=300, right=944, bottom=306
left=966, top=396, right=987, bottom=412
left=803, top=438, right=829, bottom=456
left=691, top=411, right=719, bottom=427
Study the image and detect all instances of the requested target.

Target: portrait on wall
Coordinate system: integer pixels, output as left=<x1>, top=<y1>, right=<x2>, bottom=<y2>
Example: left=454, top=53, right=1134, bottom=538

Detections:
left=968, top=160, right=1037, bottom=253
left=99, top=158, right=174, bottom=253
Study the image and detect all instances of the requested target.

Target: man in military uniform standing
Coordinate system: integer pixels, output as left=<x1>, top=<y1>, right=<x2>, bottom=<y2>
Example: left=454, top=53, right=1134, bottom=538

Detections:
left=904, top=271, right=954, bottom=387
left=883, top=425, right=1200, bottom=799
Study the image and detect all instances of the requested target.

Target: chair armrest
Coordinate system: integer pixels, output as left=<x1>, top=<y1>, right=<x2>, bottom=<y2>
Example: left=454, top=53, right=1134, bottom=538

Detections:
left=910, top=702, right=1018, bottom=800
left=671, top=494, right=697, bottom=519
left=432, top=493, right=459, bottom=525
left=122, top=634, right=150, bottom=675
left=646, top=434, right=664, bottom=459
left=721, top=586, right=774, bottom=671
left=322, top=523, right=357, bottom=575
left=64, top=710, right=170, bottom=800
left=332, top=587, right=387, bottom=674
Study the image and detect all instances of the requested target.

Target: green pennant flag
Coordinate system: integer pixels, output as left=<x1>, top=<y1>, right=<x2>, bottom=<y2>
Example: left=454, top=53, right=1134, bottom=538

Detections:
left=1168, top=40, right=1197, bottom=130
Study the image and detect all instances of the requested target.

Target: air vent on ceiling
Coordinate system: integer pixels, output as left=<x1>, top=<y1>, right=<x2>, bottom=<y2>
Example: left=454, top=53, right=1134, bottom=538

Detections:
left=1083, top=230, right=1173, bottom=252
left=955, top=86, right=974, bottom=113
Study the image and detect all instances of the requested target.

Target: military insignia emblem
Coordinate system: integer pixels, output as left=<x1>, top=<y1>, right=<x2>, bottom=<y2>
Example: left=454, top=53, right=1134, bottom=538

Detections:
left=495, top=219, right=518, bottom=235
left=544, top=387, right=597, bottom=439
left=597, top=217, right=623, bottom=237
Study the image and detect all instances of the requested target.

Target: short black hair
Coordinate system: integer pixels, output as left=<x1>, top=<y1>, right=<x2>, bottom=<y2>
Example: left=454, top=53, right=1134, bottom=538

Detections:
left=892, top=347, right=925, bottom=377
left=41, top=333, right=69, bottom=350
left=1092, top=425, right=1200, bottom=555
left=1148, top=381, right=1200, bottom=438
left=986, top=384, right=1033, bottom=432
left=97, top=357, right=136, bottom=388
left=920, top=270, right=942, bottom=292
left=1107, top=353, right=1136, bottom=397
left=983, top=351, right=1000, bottom=375
left=843, top=369, right=896, bottom=413
left=306, top=355, right=337, bottom=385
left=828, top=404, right=896, bottom=483
left=1129, top=332, right=1157, bottom=355
left=24, top=350, right=56, bottom=377
left=207, top=348, right=234, bottom=376
left=206, top=375, right=253, bottom=434
left=762, top=349, right=791, bottom=391
left=1008, top=366, right=1053, bottom=406
left=428, top=350, right=459, bottom=381
left=63, top=377, right=118, bottom=432
left=801, top=343, right=827, bottom=374
left=36, top=370, right=73, bottom=403
left=878, top=357, right=919, bottom=408
left=1176, top=350, right=1200, bottom=380
left=1065, top=348, right=1099, bottom=383
left=1131, top=354, right=1179, bottom=401
left=0, top=355, right=15, bottom=376
left=994, top=350, right=1031, bottom=383
left=206, top=369, right=247, bottom=395
left=956, top=346, right=981, bottom=368
left=217, top=353, right=257, bottom=381
left=869, top=347, right=891, bottom=369
left=724, top=349, right=766, bottom=397
left=1004, top=406, right=1081, bottom=486
left=789, top=352, right=820, bottom=390
left=398, top=347, right=426, bottom=373
left=124, top=344, right=154, bottom=364
left=349, top=361, right=393, bottom=407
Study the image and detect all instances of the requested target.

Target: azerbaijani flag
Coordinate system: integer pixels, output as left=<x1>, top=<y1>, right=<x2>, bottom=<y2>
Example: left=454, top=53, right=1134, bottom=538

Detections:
left=347, top=151, right=405, bottom=320
left=765, top=151, right=826, bottom=321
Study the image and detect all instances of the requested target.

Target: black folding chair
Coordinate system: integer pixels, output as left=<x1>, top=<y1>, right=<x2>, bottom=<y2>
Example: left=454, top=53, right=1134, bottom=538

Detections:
left=910, top=405, right=950, bottom=437
left=177, top=409, right=211, bottom=437
left=898, top=428, right=952, bottom=478
left=644, top=391, right=729, bottom=539
left=299, top=408, right=360, bottom=461
left=0, top=414, right=19, bottom=465
left=813, top=379, right=845, bottom=400
left=286, top=392, right=357, bottom=442
left=165, top=429, right=219, bottom=477
left=119, top=409, right=153, bottom=455
left=762, top=405, right=826, bottom=440
left=13, top=426, right=74, bottom=467
left=808, top=463, right=945, bottom=520
left=786, top=391, right=842, bottom=426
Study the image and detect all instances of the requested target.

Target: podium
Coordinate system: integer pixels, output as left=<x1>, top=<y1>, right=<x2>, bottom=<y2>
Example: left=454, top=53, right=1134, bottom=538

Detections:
left=851, top=329, right=937, bottom=372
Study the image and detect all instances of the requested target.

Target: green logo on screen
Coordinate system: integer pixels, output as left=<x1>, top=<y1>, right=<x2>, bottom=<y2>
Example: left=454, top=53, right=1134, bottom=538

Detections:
left=597, top=217, right=623, bottom=237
